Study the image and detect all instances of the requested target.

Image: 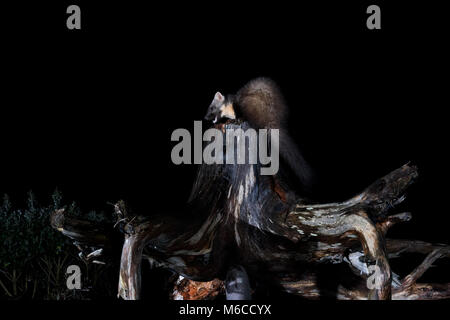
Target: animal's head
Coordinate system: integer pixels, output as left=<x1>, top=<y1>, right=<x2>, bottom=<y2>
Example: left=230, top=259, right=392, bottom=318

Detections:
left=204, top=92, right=236, bottom=123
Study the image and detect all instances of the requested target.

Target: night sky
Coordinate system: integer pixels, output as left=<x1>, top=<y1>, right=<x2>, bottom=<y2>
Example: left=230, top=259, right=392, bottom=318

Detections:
left=1, top=1, right=448, bottom=246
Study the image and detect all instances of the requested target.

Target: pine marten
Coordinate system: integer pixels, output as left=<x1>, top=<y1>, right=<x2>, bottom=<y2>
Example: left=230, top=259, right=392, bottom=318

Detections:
left=204, top=77, right=314, bottom=189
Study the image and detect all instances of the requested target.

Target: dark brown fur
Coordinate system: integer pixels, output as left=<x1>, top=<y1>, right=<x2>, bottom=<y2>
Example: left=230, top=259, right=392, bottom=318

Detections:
left=235, top=78, right=314, bottom=189
left=205, top=77, right=314, bottom=189
left=235, top=77, right=288, bottom=129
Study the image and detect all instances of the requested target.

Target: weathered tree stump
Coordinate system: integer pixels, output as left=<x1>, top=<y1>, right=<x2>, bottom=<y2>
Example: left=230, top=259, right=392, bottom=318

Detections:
left=51, top=121, right=450, bottom=300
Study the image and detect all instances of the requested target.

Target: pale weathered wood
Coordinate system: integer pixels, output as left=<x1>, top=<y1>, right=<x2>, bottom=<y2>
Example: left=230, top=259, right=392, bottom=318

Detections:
left=51, top=121, right=449, bottom=300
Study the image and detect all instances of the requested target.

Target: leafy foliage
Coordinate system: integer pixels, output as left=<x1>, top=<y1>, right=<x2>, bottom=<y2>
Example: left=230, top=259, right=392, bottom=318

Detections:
left=0, top=190, right=113, bottom=299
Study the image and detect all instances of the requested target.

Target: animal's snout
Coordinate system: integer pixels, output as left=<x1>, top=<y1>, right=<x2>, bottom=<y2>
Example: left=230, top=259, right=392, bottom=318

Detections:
left=204, top=107, right=216, bottom=122
left=204, top=111, right=213, bottom=121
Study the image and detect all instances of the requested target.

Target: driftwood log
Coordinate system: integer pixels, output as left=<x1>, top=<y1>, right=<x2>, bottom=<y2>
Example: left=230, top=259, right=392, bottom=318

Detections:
left=51, top=121, right=450, bottom=300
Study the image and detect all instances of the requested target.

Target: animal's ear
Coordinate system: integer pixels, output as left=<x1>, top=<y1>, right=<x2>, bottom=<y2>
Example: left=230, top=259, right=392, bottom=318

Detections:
left=213, top=92, right=225, bottom=102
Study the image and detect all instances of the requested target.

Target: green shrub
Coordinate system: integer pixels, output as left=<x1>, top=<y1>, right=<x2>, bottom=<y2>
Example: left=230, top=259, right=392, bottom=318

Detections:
left=0, top=190, right=113, bottom=300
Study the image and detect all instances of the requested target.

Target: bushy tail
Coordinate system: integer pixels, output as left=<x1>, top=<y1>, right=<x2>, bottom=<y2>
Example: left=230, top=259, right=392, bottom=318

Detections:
left=278, top=128, right=315, bottom=189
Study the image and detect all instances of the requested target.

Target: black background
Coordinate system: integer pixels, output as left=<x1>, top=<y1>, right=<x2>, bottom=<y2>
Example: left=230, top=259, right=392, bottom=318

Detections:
left=2, top=1, right=449, bottom=243
left=1, top=0, right=449, bottom=304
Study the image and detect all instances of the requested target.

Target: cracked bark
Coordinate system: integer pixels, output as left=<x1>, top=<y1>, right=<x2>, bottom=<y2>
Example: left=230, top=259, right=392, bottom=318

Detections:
left=51, top=122, right=449, bottom=300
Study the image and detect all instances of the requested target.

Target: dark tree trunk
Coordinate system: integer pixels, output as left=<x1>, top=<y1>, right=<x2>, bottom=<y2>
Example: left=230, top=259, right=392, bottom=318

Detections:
left=51, top=121, right=450, bottom=300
